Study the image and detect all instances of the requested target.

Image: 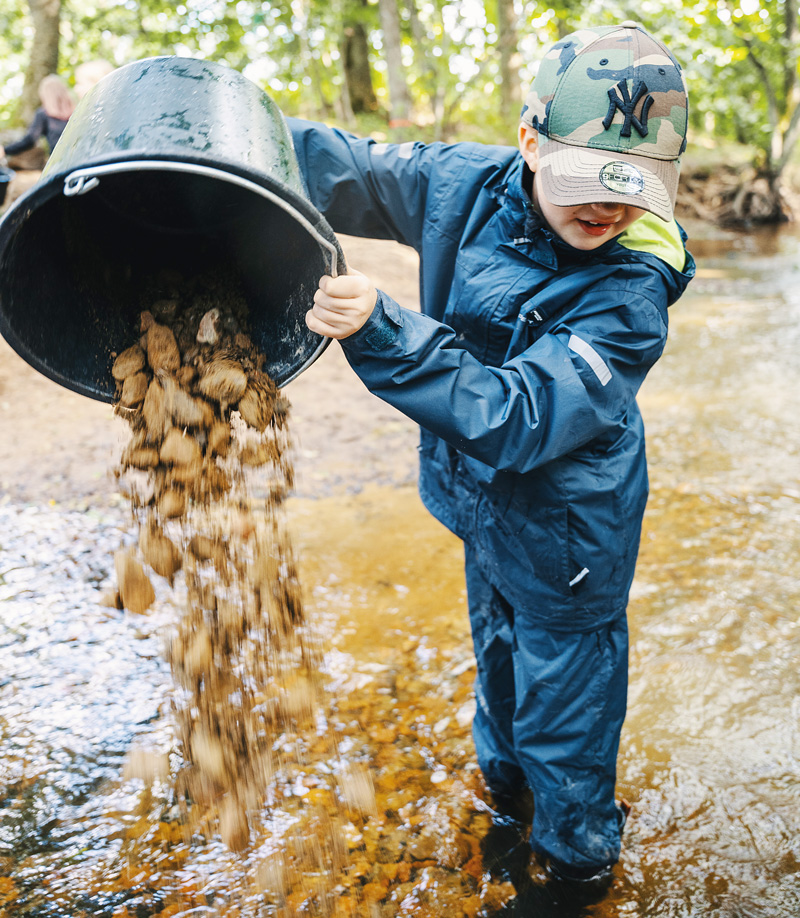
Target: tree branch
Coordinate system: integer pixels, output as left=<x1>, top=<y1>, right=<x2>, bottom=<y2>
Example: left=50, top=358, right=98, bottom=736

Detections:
left=775, top=91, right=800, bottom=175
left=783, top=0, right=799, bottom=103
left=741, top=35, right=779, bottom=132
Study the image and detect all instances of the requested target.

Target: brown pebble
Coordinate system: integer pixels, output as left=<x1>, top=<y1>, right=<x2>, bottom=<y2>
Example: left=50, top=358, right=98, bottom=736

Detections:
left=176, top=365, right=196, bottom=387
left=114, top=550, right=156, bottom=614
left=197, top=465, right=231, bottom=500
left=219, top=796, right=250, bottom=852
left=237, top=376, right=276, bottom=432
left=99, top=588, right=123, bottom=610
left=147, top=323, right=181, bottom=372
left=176, top=625, right=213, bottom=679
left=197, top=308, right=221, bottom=345
left=160, top=428, right=202, bottom=466
left=189, top=534, right=229, bottom=572
left=119, top=372, right=149, bottom=408
left=140, top=523, right=182, bottom=582
left=116, top=468, right=155, bottom=506
left=206, top=420, right=231, bottom=458
left=177, top=325, right=198, bottom=355
left=198, top=358, right=247, bottom=404
left=406, top=831, right=438, bottom=861
left=123, top=446, right=160, bottom=470
left=158, top=489, right=186, bottom=518
left=189, top=534, right=217, bottom=562
left=168, top=463, right=203, bottom=486
left=240, top=442, right=274, bottom=466
left=162, top=377, right=214, bottom=428
left=112, top=279, right=309, bottom=869
left=185, top=768, right=222, bottom=806
left=273, top=395, right=291, bottom=429
left=191, top=728, right=228, bottom=783
left=112, top=344, right=146, bottom=380
left=230, top=509, right=256, bottom=541
left=142, top=378, right=169, bottom=441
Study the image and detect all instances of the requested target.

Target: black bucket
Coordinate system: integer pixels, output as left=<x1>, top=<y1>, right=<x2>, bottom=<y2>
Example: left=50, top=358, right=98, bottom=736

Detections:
left=0, top=57, right=344, bottom=401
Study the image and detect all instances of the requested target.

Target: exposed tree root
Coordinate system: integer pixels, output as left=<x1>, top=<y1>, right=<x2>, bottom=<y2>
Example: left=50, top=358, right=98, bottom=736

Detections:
left=676, top=164, right=800, bottom=227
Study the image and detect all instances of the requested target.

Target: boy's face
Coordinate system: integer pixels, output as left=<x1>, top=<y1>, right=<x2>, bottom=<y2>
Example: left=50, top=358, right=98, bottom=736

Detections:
left=533, top=185, right=645, bottom=250
left=519, top=124, right=646, bottom=251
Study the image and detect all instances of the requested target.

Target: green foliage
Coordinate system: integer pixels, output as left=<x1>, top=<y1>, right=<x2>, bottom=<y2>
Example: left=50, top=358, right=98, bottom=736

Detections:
left=2, top=0, right=800, bottom=170
left=0, top=4, right=33, bottom=126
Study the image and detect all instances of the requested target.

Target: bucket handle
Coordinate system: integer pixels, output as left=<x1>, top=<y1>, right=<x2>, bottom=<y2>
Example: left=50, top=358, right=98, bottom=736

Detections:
left=62, top=162, right=343, bottom=278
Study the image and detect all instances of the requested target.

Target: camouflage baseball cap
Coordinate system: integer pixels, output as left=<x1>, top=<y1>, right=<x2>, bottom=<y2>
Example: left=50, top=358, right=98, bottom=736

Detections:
left=520, top=22, right=688, bottom=222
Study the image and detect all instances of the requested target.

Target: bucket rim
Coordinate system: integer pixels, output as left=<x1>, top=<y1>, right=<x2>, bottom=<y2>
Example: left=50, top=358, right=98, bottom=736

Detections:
left=0, top=157, right=343, bottom=398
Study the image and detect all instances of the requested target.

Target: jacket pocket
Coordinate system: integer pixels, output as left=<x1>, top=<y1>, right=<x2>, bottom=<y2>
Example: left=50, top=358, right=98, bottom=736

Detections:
left=482, top=488, right=569, bottom=594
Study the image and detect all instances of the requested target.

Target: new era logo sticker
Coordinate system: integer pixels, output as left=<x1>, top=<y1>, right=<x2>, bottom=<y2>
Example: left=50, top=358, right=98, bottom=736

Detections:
left=599, top=161, right=645, bottom=195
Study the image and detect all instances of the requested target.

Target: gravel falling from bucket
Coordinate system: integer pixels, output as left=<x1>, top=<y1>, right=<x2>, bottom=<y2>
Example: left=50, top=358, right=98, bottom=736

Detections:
left=110, top=269, right=374, bottom=916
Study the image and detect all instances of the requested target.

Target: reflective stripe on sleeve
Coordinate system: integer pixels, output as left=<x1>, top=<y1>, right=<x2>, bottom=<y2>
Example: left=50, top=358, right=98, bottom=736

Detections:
left=568, top=334, right=612, bottom=386
left=370, top=141, right=415, bottom=159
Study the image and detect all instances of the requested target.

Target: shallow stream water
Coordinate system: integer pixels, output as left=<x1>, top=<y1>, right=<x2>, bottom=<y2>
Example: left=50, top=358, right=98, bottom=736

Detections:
left=0, top=223, right=798, bottom=916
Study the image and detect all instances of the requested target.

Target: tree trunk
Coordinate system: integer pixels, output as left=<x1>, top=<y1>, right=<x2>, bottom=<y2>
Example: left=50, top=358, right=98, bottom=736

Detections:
left=343, top=22, right=378, bottom=113
left=736, top=1, right=799, bottom=222
left=337, top=40, right=357, bottom=128
left=377, top=0, right=412, bottom=132
left=17, top=0, right=62, bottom=123
left=497, top=0, right=520, bottom=123
left=775, top=0, right=800, bottom=179
left=406, top=0, right=424, bottom=49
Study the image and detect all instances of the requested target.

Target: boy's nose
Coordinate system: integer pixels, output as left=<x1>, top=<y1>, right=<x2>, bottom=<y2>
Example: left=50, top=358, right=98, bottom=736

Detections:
left=589, top=201, right=624, bottom=217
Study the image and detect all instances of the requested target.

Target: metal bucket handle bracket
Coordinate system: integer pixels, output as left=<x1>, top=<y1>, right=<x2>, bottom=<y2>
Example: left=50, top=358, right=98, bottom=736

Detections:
left=62, top=161, right=343, bottom=278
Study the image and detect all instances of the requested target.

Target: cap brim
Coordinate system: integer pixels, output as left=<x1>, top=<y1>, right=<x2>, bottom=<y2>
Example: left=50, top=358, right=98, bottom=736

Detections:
left=537, top=138, right=679, bottom=223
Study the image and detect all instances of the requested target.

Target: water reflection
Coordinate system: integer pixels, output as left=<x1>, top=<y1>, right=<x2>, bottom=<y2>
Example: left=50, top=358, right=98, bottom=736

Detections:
left=616, top=221, right=800, bottom=918
left=0, top=502, right=171, bottom=915
left=0, top=223, right=799, bottom=915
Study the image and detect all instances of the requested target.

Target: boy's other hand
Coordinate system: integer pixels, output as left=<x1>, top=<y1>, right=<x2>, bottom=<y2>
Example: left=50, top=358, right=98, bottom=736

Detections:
left=306, top=270, right=378, bottom=339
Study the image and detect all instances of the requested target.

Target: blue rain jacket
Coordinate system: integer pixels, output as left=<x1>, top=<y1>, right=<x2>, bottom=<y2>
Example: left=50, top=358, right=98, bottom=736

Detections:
left=288, top=120, right=695, bottom=633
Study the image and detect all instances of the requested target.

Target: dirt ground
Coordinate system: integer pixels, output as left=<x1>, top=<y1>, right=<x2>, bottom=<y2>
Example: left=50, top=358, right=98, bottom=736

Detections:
left=0, top=234, right=422, bottom=506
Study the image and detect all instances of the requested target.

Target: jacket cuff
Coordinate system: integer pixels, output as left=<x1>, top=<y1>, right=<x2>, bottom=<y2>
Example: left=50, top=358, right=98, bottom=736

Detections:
left=343, top=289, right=404, bottom=353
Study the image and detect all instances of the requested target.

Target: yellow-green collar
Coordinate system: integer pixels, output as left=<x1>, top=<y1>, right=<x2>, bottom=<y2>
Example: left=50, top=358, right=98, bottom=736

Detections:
left=618, top=213, right=686, bottom=272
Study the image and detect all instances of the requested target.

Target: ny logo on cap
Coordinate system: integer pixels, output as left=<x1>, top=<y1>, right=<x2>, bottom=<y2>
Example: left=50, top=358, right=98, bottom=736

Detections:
left=603, top=80, right=654, bottom=138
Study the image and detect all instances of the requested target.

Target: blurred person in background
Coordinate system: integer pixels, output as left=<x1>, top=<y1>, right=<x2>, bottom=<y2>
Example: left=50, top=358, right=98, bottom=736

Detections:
left=74, top=59, right=115, bottom=100
left=0, top=74, right=76, bottom=162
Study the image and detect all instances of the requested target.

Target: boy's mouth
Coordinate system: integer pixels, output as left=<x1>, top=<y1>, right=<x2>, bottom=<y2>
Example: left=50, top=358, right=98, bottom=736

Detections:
left=577, top=219, right=613, bottom=236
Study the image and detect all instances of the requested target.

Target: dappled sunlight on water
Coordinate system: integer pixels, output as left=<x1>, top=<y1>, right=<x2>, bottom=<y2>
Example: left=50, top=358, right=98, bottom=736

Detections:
left=1, top=223, right=799, bottom=915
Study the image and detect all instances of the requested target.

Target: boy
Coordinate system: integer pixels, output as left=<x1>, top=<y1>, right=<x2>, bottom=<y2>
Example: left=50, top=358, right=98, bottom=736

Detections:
left=287, top=22, right=694, bottom=886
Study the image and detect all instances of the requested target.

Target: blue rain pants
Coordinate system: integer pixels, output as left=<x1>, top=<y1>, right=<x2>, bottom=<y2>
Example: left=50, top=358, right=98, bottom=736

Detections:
left=465, top=542, right=629, bottom=875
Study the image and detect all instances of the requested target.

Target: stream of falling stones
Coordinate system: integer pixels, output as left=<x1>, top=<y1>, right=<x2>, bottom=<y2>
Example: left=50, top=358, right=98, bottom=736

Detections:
left=109, top=269, right=374, bottom=916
